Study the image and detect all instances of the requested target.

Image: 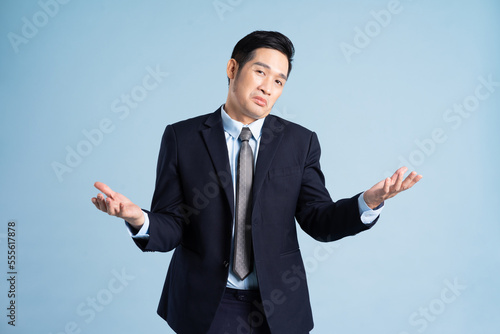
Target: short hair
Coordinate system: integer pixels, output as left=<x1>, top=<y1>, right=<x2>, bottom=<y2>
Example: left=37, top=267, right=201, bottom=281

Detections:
left=229, top=31, right=295, bottom=82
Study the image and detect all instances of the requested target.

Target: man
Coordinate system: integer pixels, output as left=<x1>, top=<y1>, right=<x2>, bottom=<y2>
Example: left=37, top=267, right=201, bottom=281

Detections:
left=91, top=31, right=422, bottom=334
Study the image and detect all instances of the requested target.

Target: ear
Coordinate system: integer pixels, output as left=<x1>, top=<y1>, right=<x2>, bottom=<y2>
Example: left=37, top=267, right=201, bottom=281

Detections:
left=226, top=58, right=239, bottom=81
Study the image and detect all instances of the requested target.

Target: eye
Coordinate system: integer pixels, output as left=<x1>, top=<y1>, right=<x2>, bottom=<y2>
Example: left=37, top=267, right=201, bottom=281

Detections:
left=275, top=80, right=283, bottom=86
left=256, top=70, right=265, bottom=75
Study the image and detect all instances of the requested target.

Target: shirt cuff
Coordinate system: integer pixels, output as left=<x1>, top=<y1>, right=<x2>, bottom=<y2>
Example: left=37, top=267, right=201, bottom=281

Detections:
left=358, top=192, right=384, bottom=225
left=125, top=211, right=150, bottom=239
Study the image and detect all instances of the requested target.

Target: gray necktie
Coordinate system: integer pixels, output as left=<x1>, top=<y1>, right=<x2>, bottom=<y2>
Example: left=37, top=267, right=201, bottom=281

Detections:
left=233, top=127, right=254, bottom=280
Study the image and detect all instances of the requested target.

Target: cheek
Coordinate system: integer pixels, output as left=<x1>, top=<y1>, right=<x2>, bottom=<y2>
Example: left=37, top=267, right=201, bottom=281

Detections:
left=233, top=78, right=251, bottom=97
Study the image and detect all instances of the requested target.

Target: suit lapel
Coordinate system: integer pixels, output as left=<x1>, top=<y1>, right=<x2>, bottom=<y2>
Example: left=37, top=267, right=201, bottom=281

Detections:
left=200, top=111, right=286, bottom=218
left=200, top=109, right=235, bottom=217
left=252, top=115, right=286, bottom=206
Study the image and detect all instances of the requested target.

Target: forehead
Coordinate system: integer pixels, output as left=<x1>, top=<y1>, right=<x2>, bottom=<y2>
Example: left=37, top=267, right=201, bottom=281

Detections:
left=247, top=48, right=289, bottom=76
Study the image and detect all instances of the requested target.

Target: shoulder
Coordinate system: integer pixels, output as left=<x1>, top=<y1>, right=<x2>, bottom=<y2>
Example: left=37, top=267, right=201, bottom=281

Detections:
left=161, top=109, right=221, bottom=139
left=170, top=112, right=215, bottom=131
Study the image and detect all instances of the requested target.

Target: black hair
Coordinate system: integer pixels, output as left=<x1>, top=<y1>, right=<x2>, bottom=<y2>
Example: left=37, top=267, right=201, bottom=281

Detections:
left=229, top=31, right=295, bottom=83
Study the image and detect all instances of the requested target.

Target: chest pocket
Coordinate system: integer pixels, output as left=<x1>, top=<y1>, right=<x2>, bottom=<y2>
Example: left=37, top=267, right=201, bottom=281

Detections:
left=268, top=165, right=301, bottom=179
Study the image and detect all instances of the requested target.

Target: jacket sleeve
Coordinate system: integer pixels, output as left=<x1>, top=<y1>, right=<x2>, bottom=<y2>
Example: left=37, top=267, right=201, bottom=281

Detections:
left=294, top=132, right=377, bottom=242
left=133, top=125, right=185, bottom=252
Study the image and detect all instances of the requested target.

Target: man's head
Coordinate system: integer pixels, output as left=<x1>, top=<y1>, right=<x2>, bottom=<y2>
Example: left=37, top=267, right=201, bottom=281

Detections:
left=230, top=31, right=295, bottom=80
left=225, top=31, right=295, bottom=124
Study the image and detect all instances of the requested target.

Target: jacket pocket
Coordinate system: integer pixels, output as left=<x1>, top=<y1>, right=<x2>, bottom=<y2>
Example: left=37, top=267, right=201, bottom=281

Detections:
left=268, top=165, right=301, bottom=179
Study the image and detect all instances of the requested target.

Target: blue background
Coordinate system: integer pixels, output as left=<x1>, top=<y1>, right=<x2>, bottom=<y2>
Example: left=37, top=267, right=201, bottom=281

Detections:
left=1, top=0, right=499, bottom=333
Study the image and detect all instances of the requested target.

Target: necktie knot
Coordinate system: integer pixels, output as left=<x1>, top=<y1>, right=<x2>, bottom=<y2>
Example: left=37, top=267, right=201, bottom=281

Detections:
left=239, top=127, right=252, bottom=142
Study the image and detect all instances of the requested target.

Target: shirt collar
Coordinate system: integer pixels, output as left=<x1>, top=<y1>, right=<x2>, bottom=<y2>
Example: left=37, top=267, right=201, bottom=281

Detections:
left=221, top=105, right=265, bottom=140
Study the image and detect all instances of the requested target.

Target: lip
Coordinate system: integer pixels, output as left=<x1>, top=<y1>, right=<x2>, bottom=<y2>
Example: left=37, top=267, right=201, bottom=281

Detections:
left=252, top=96, right=268, bottom=107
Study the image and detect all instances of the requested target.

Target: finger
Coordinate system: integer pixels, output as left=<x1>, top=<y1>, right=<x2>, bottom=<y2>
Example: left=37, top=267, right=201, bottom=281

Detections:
left=393, top=169, right=406, bottom=191
left=106, top=197, right=125, bottom=217
left=106, top=197, right=118, bottom=216
left=94, top=182, right=116, bottom=199
left=404, top=172, right=423, bottom=190
left=389, top=167, right=403, bottom=185
left=91, top=197, right=100, bottom=209
left=396, top=166, right=409, bottom=175
left=390, top=171, right=398, bottom=185
left=96, top=193, right=108, bottom=212
left=402, top=171, right=418, bottom=188
left=383, top=177, right=391, bottom=194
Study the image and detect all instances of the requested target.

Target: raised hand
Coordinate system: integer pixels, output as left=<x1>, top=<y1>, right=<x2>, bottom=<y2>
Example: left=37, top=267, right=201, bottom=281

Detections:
left=91, top=182, right=145, bottom=228
left=363, top=167, right=422, bottom=209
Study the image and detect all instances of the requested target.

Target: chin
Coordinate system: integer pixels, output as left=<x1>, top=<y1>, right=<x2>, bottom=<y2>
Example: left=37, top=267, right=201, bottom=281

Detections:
left=247, top=107, right=271, bottom=119
left=247, top=112, right=267, bottom=120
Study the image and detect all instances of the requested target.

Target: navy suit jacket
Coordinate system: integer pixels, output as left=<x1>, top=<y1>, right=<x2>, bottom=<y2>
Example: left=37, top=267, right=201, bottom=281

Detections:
left=133, top=108, right=377, bottom=334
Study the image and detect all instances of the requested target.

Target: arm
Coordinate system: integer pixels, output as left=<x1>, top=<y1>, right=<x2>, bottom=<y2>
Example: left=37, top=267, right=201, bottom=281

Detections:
left=295, top=132, right=422, bottom=241
left=91, top=125, right=185, bottom=252
left=295, top=132, right=371, bottom=241
left=141, top=125, right=185, bottom=252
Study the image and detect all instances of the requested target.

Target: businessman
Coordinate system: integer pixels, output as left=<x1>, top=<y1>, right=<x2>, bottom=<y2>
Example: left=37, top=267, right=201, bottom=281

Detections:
left=91, top=31, right=422, bottom=334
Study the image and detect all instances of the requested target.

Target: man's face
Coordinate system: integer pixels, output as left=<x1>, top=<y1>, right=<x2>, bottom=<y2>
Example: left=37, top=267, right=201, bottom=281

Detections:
left=225, top=47, right=289, bottom=124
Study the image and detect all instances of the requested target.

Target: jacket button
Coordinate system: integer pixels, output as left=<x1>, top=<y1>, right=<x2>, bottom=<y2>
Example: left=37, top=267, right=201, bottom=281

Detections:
left=223, top=261, right=229, bottom=268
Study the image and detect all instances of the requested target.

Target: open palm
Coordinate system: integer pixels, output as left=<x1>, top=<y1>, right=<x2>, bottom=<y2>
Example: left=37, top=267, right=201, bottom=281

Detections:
left=91, top=182, right=144, bottom=228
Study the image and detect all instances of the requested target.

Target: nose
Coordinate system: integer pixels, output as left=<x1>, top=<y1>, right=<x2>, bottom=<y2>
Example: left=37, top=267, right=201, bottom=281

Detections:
left=259, top=78, right=272, bottom=96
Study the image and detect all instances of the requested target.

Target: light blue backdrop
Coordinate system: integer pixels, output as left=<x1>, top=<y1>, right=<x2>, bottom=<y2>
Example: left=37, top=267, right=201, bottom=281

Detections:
left=1, top=0, right=499, bottom=333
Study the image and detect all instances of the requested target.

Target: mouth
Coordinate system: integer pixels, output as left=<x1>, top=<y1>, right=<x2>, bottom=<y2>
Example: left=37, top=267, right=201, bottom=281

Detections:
left=252, top=96, right=268, bottom=107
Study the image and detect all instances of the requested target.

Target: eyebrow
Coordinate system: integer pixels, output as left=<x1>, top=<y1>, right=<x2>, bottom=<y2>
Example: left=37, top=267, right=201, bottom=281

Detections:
left=252, top=61, right=288, bottom=81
